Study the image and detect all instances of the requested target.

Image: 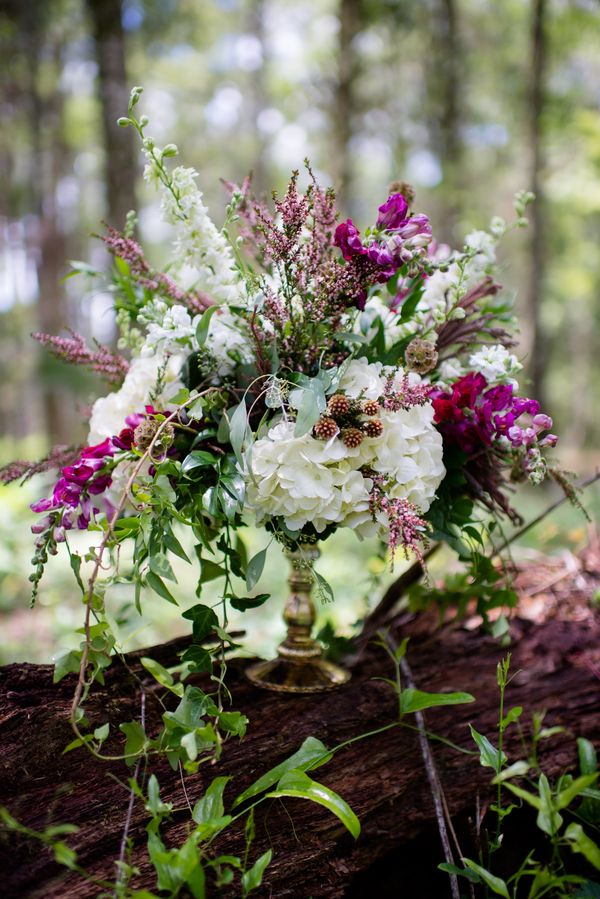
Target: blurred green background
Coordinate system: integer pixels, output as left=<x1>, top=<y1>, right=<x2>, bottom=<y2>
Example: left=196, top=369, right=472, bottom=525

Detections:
left=1, top=0, right=599, bottom=664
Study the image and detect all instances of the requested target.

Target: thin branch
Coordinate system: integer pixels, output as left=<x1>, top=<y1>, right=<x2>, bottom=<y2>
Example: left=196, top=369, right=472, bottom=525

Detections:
left=115, top=692, right=146, bottom=896
left=400, top=656, right=460, bottom=899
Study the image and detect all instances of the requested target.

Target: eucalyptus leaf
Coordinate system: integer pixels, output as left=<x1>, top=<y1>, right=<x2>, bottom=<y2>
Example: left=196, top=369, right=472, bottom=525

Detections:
left=246, top=547, right=268, bottom=591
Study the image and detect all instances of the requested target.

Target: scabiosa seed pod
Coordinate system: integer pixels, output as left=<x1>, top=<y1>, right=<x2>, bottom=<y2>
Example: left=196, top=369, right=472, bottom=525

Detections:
left=362, top=399, right=380, bottom=417
left=405, top=338, right=439, bottom=374
left=387, top=180, right=416, bottom=206
left=362, top=419, right=384, bottom=438
left=328, top=394, right=350, bottom=418
left=342, top=427, right=364, bottom=448
left=134, top=419, right=174, bottom=452
left=314, top=416, right=338, bottom=440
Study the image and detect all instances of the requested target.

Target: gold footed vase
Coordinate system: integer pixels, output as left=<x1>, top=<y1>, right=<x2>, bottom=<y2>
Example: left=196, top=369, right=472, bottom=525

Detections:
left=246, top=544, right=351, bottom=693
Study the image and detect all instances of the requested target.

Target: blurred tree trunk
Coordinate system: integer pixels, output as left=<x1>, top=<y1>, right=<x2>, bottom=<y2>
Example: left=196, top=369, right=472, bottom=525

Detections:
left=23, top=7, right=72, bottom=445
left=527, top=0, right=548, bottom=408
left=427, top=0, right=463, bottom=245
left=332, top=0, right=362, bottom=212
left=246, top=0, right=268, bottom=196
left=86, top=0, right=136, bottom=229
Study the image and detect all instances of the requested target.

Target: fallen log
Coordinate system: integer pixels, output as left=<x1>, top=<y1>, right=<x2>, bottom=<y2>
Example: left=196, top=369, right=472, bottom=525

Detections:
left=1, top=549, right=599, bottom=898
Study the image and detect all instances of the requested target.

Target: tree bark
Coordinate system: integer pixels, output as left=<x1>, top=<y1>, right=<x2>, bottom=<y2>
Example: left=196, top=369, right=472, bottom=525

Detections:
left=332, top=0, right=362, bottom=212
left=526, top=0, right=548, bottom=409
left=86, top=0, right=136, bottom=229
left=1, top=560, right=599, bottom=898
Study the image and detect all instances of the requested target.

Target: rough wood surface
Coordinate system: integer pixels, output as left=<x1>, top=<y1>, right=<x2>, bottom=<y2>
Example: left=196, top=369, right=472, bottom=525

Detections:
left=1, top=546, right=599, bottom=898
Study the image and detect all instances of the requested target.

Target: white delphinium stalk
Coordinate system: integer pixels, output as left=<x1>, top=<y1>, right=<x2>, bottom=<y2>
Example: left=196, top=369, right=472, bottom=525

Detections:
left=144, top=154, right=245, bottom=305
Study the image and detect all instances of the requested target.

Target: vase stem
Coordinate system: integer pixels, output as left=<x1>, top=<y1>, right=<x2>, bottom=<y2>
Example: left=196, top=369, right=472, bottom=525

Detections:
left=246, top=543, right=351, bottom=693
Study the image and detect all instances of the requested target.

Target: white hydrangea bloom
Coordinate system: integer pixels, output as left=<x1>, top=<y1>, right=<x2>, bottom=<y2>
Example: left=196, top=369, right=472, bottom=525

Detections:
left=146, top=163, right=245, bottom=305
left=245, top=420, right=373, bottom=533
left=468, top=344, right=522, bottom=387
left=338, top=357, right=385, bottom=400
left=88, top=354, right=184, bottom=444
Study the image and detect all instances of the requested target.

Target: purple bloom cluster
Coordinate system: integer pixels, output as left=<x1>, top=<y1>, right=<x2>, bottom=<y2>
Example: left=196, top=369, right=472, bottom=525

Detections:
left=430, top=372, right=557, bottom=457
left=334, top=192, right=432, bottom=281
left=30, top=414, right=143, bottom=540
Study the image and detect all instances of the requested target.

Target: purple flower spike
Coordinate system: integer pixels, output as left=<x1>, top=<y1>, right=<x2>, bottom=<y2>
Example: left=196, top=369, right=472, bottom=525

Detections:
left=377, top=193, right=409, bottom=230
left=334, top=219, right=366, bottom=260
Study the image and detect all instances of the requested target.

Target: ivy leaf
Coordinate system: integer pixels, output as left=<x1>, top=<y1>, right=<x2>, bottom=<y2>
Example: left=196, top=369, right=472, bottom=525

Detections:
left=120, top=721, right=147, bottom=763
left=182, top=604, right=218, bottom=642
left=228, top=593, right=270, bottom=612
left=149, top=552, right=177, bottom=583
left=146, top=571, right=178, bottom=605
left=400, top=689, right=474, bottom=715
left=141, top=657, right=184, bottom=697
left=241, top=850, right=272, bottom=895
left=266, top=769, right=360, bottom=839
left=53, top=649, right=82, bottom=684
left=181, top=645, right=212, bottom=673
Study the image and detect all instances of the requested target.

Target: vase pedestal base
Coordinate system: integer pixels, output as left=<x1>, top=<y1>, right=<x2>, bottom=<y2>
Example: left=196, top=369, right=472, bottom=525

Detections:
left=246, top=653, right=350, bottom=694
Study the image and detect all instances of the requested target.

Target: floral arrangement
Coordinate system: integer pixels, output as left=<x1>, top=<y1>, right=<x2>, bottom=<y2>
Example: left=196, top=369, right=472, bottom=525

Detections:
left=5, top=86, right=565, bottom=638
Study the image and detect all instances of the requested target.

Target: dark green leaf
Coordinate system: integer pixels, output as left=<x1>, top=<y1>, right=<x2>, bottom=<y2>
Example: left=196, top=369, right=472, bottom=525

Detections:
left=146, top=571, right=178, bottom=605
left=182, top=604, right=219, bottom=642
left=229, top=593, right=270, bottom=612
left=233, top=736, right=332, bottom=807
left=266, top=769, right=360, bottom=839
left=246, top=547, right=268, bottom=591
left=241, top=850, right=272, bottom=895
left=400, top=689, right=474, bottom=715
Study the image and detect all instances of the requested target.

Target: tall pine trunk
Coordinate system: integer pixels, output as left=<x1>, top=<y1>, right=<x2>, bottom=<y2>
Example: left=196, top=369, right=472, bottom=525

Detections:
left=527, top=0, right=548, bottom=408
left=86, top=0, right=136, bottom=230
left=332, top=0, right=361, bottom=213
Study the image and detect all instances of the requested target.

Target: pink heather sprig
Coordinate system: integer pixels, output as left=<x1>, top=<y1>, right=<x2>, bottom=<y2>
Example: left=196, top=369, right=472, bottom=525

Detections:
left=381, top=373, right=429, bottom=411
left=0, top=445, right=84, bottom=485
left=101, top=225, right=213, bottom=315
left=33, top=330, right=129, bottom=385
left=368, top=473, right=429, bottom=570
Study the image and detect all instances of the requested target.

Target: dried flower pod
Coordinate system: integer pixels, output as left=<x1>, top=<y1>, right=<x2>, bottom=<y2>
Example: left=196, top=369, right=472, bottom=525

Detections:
left=342, top=427, right=364, bottom=448
left=362, top=419, right=384, bottom=438
left=404, top=338, right=439, bottom=374
left=361, top=399, right=380, bottom=417
left=387, top=180, right=416, bottom=206
left=328, top=394, right=350, bottom=418
left=134, top=419, right=174, bottom=452
left=314, top=416, right=338, bottom=441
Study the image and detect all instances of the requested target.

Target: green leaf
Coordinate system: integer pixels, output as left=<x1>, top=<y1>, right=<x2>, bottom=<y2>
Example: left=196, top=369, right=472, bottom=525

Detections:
left=229, top=401, right=249, bottom=464
left=579, top=739, right=598, bottom=777
left=146, top=571, right=178, bottom=605
left=218, top=711, right=248, bottom=738
left=492, top=760, right=530, bottom=784
left=266, top=769, right=360, bottom=839
left=438, top=862, right=479, bottom=883
left=229, top=593, right=270, bottom=612
left=53, top=649, right=82, bottom=684
left=182, top=604, right=218, bottom=642
left=246, top=547, right=268, bottom=591
left=537, top=773, right=563, bottom=835
left=242, top=850, right=272, bottom=895
left=94, top=722, right=110, bottom=742
left=181, top=450, right=219, bottom=476
left=53, top=841, right=78, bottom=870
left=469, top=725, right=507, bottom=774
left=400, top=689, right=475, bottom=715
left=149, top=552, right=177, bottom=583
left=566, top=823, right=600, bottom=871
left=233, top=736, right=332, bottom=808
left=193, top=776, right=230, bottom=825
left=501, top=706, right=523, bottom=729
left=557, top=774, right=598, bottom=810
left=141, top=657, right=183, bottom=697
left=502, top=780, right=542, bottom=810
left=461, top=859, right=510, bottom=897
left=200, top=559, right=227, bottom=583
left=181, top=645, right=212, bottom=673
left=293, top=387, right=321, bottom=437
left=120, top=721, right=147, bottom=762
left=195, top=305, right=219, bottom=347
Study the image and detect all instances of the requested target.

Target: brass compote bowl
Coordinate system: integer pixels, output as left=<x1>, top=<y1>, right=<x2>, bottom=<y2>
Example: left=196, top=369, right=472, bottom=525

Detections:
left=246, top=544, right=351, bottom=693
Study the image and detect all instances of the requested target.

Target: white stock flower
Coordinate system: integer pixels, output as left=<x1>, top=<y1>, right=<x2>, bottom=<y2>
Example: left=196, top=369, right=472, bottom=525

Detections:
left=358, top=296, right=417, bottom=348
left=468, top=344, right=522, bottom=387
left=465, top=229, right=496, bottom=271
left=88, top=354, right=184, bottom=444
left=338, top=357, right=385, bottom=400
left=206, top=307, right=254, bottom=376
left=141, top=302, right=197, bottom=356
